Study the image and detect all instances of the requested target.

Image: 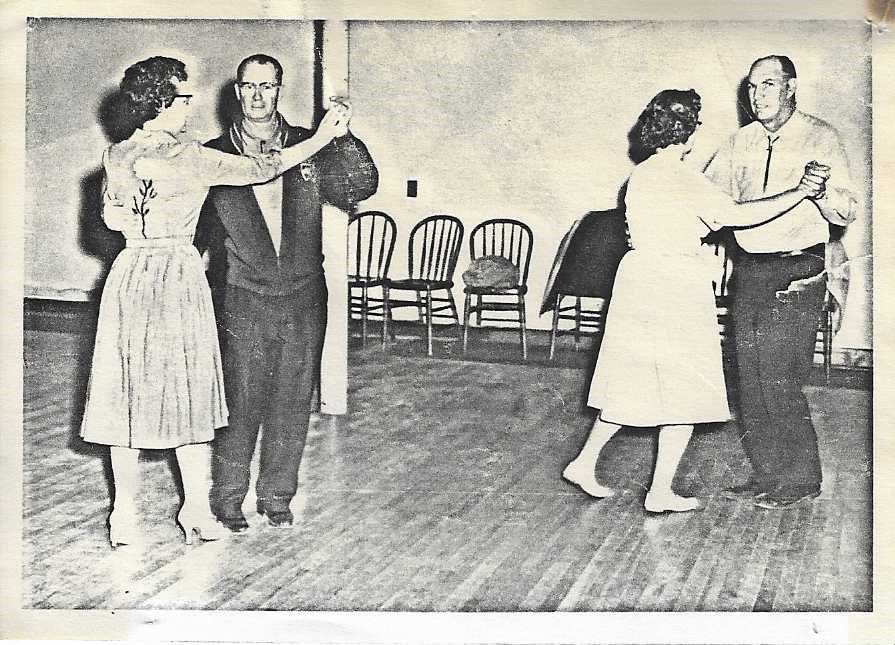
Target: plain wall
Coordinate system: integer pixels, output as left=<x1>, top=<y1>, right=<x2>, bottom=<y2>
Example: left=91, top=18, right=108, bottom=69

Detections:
left=348, top=20, right=872, bottom=350
left=25, top=19, right=872, bottom=350
left=25, top=18, right=316, bottom=298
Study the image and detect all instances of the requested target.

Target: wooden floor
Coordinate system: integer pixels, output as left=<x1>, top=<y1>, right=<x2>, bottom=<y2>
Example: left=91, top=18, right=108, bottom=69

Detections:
left=22, top=327, right=871, bottom=611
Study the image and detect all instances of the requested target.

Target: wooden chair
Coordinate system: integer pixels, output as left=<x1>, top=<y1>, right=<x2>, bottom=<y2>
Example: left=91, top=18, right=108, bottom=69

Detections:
left=384, top=214, right=464, bottom=356
left=348, top=210, right=397, bottom=348
left=817, top=292, right=835, bottom=383
left=708, top=232, right=733, bottom=347
left=461, top=219, right=533, bottom=359
left=541, top=210, right=628, bottom=360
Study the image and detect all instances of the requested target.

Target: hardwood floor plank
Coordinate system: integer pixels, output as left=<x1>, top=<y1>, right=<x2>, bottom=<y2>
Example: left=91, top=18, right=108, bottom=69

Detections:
left=752, top=506, right=803, bottom=611
left=20, top=329, right=873, bottom=612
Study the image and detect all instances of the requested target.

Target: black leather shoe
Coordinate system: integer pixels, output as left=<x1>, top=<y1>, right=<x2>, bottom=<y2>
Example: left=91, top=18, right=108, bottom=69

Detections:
left=257, top=504, right=293, bottom=527
left=753, top=486, right=821, bottom=510
left=216, top=513, right=250, bottom=533
left=721, top=478, right=769, bottom=499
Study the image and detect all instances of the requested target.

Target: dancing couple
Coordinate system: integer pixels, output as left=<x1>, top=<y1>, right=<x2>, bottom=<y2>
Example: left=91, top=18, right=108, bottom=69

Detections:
left=80, top=54, right=378, bottom=546
left=565, top=56, right=856, bottom=513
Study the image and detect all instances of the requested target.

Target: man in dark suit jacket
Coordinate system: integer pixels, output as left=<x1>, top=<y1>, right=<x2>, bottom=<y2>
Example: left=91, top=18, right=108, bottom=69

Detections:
left=202, top=53, right=378, bottom=531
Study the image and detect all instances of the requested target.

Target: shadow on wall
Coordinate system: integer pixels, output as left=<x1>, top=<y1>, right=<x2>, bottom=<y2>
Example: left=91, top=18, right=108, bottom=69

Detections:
left=736, top=76, right=753, bottom=128
left=627, top=112, right=651, bottom=165
left=213, top=77, right=241, bottom=133
left=77, top=88, right=137, bottom=291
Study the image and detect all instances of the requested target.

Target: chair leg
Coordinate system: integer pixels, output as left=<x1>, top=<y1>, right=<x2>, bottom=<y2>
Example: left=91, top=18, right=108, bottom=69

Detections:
left=416, top=291, right=425, bottom=324
left=381, top=284, right=390, bottom=348
left=549, top=294, right=562, bottom=361
left=425, top=287, right=434, bottom=357
left=446, top=289, right=460, bottom=334
left=462, top=291, right=472, bottom=354
left=574, top=296, right=582, bottom=351
left=824, top=308, right=833, bottom=383
left=518, top=292, right=528, bottom=361
left=476, top=294, right=482, bottom=326
left=361, top=285, right=369, bottom=348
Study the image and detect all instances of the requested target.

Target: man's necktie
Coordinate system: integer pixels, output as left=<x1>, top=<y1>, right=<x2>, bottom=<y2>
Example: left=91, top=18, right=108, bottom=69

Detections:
left=763, top=135, right=780, bottom=193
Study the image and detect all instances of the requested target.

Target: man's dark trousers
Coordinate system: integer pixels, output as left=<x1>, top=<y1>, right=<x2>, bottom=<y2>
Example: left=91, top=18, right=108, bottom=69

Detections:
left=211, top=277, right=327, bottom=517
left=730, top=245, right=826, bottom=493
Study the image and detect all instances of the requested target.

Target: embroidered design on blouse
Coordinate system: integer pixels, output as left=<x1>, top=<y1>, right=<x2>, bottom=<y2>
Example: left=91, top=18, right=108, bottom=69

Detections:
left=132, top=179, right=157, bottom=238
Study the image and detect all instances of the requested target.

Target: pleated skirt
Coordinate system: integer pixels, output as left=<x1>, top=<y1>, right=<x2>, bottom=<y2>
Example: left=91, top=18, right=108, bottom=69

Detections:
left=587, top=250, right=731, bottom=427
left=80, top=238, right=228, bottom=448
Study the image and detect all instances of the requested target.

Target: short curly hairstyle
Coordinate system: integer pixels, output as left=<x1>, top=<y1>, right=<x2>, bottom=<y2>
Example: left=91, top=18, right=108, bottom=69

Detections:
left=636, top=89, right=701, bottom=153
left=119, top=56, right=188, bottom=128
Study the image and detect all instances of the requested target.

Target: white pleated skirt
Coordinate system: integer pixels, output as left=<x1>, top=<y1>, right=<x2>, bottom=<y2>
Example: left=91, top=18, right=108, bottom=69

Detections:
left=80, top=237, right=228, bottom=448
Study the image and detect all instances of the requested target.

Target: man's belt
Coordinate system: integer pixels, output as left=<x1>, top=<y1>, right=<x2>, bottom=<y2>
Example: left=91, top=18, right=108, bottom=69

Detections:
left=744, top=243, right=825, bottom=259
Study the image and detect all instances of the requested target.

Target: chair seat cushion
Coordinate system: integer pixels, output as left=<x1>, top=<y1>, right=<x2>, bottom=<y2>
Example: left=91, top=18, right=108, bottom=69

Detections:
left=462, top=255, right=520, bottom=289
left=388, top=278, right=454, bottom=291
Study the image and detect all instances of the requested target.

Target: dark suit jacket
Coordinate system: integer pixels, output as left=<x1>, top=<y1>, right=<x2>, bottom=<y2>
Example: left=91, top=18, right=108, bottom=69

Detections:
left=198, top=120, right=379, bottom=296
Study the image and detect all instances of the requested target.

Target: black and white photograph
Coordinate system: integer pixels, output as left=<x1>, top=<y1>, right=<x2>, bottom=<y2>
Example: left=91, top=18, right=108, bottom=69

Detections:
left=3, top=1, right=892, bottom=643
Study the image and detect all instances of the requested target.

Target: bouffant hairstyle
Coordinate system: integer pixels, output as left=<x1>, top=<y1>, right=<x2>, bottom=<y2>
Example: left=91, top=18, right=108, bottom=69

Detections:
left=637, top=89, right=701, bottom=153
left=120, top=56, right=188, bottom=128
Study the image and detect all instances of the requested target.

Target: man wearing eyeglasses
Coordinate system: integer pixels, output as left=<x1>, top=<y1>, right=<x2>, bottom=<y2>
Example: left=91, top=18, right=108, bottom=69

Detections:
left=200, top=53, right=379, bottom=532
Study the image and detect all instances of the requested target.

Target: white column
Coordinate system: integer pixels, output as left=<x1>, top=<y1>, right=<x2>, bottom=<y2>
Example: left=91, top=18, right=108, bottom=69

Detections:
left=318, top=20, right=349, bottom=416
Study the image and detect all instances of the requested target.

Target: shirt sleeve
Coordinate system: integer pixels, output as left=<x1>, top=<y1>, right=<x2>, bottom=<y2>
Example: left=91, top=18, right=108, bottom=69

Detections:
left=685, top=164, right=738, bottom=231
left=133, top=141, right=282, bottom=187
left=703, top=135, right=736, bottom=198
left=814, top=130, right=858, bottom=226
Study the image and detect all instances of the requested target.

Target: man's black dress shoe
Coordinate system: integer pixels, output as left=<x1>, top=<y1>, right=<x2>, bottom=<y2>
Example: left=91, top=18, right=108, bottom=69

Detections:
left=216, top=513, right=250, bottom=533
left=721, top=479, right=769, bottom=499
left=753, top=486, right=821, bottom=510
left=257, top=504, right=293, bottom=527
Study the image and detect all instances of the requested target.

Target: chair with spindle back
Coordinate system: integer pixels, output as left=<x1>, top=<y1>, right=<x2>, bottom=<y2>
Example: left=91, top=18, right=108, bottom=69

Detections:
left=384, top=214, right=464, bottom=356
left=708, top=230, right=733, bottom=348
left=461, top=218, right=534, bottom=359
left=348, top=210, right=397, bottom=348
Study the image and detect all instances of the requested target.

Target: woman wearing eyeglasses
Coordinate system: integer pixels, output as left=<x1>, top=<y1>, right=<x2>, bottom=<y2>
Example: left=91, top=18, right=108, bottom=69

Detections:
left=79, top=56, right=347, bottom=547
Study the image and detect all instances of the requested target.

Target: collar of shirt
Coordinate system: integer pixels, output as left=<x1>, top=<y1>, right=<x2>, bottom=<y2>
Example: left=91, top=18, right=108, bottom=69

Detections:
left=229, top=113, right=288, bottom=155
left=750, top=109, right=808, bottom=147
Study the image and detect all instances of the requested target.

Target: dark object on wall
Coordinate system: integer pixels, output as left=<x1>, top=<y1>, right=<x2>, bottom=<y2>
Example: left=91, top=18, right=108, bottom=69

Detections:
left=540, top=209, right=629, bottom=315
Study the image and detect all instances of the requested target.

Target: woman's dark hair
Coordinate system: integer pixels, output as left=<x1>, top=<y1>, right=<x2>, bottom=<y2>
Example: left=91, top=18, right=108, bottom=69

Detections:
left=119, top=56, right=188, bottom=128
left=636, top=89, right=701, bottom=153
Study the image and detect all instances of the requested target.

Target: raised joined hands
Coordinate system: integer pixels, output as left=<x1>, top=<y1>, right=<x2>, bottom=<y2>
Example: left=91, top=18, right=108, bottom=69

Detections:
left=798, top=160, right=830, bottom=200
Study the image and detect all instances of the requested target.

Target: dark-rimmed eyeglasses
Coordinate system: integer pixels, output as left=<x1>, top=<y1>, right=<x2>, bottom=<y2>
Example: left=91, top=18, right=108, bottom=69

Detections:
left=237, top=82, right=281, bottom=93
left=173, top=94, right=193, bottom=105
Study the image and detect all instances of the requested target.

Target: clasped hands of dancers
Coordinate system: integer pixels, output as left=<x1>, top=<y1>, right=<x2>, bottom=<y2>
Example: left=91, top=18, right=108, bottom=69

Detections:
left=564, top=84, right=834, bottom=514
left=80, top=55, right=353, bottom=548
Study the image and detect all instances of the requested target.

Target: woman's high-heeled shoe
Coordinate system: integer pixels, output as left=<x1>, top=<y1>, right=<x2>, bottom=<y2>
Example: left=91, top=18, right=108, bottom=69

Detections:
left=177, top=507, right=230, bottom=545
left=644, top=491, right=702, bottom=513
left=108, top=507, right=139, bottom=549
